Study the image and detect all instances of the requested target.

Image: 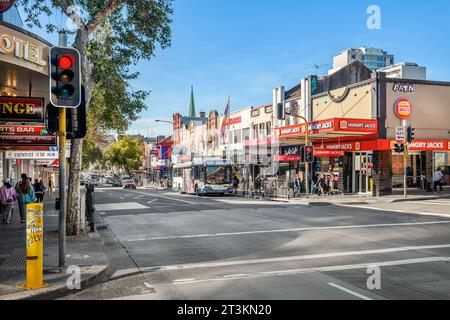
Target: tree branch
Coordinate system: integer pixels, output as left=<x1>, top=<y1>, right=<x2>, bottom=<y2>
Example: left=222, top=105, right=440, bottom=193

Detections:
left=53, top=0, right=87, bottom=30
left=86, top=0, right=121, bottom=34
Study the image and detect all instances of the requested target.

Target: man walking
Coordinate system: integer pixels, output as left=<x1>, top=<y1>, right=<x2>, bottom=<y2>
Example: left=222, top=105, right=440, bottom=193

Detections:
left=433, top=167, right=444, bottom=192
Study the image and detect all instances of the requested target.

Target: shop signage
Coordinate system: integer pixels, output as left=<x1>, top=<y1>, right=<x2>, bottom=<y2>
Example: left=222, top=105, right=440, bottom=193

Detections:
left=394, top=98, right=412, bottom=120
left=5, top=150, right=59, bottom=160
left=0, top=125, right=48, bottom=136
left=338, top=119, right=377, bottom=131
left=229, top=116, right=242, bottom=125
left=390, top=140, right=450, bottom=151
left=0, top=0, right=15, bottom=13
left=393, top=83, right=415, bottom=94
left=274, top=154, right=301, bottom=162
left=0, top=135, right=56, bottom=146
left=314, top=150, right=345, bottom=157
left=0, top=97, right=44, bottom=122
left=309, top=120, right=334, bottom=132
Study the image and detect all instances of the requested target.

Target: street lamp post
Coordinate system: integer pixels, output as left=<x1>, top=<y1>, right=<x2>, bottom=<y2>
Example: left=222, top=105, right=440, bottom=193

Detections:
left=155, top=120, right=174, bottom=125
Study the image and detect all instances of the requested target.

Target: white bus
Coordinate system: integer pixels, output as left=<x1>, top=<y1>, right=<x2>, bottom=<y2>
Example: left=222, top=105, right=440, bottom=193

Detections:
left=172, top=158, right=233, bottom=196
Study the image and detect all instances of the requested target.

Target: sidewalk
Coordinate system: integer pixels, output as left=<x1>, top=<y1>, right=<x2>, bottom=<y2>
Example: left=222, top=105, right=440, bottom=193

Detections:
left=0, top=196, right=108, bottom=300
left=279, top=188, right=450, bottom=205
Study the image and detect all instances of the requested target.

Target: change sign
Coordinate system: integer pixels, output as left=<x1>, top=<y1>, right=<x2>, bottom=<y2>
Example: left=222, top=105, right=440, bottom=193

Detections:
left=0, top=97, right=44, bottom=123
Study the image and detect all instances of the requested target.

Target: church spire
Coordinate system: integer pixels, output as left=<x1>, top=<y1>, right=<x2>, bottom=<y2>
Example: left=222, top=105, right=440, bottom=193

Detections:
left=188, top=85, right=196, bottom=118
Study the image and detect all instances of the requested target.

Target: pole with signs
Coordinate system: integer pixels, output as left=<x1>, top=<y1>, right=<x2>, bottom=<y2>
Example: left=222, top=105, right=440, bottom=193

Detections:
left=402, top=120, right=408, bottom=198
left=18, top=203, right=48, bottom=290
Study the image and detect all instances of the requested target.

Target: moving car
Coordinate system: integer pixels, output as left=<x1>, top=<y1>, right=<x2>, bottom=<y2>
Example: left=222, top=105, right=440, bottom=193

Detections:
left=122, top=179, right=136, bottom=189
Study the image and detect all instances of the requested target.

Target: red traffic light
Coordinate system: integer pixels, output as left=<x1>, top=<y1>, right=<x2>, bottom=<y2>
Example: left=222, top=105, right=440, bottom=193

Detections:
left=58, top=54, right=75, bottom=69
left=305, top=146, right=313, bottom=153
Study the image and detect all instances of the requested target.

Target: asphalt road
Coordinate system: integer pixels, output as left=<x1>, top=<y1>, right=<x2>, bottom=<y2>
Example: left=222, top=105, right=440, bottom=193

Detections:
left=62, top=186, right=450, bottom=300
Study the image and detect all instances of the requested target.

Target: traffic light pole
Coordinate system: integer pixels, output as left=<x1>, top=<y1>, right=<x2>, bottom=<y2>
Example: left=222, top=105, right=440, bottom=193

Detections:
left=58, top=32, right=67, bottom=268
left=58, top=108, right=67, bottom=268
left=403, top=121, right=408, bottom=199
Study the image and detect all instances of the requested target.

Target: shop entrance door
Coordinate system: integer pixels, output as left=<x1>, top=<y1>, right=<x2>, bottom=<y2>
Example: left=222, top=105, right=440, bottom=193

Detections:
left=353, top=152, right=373, bottom=194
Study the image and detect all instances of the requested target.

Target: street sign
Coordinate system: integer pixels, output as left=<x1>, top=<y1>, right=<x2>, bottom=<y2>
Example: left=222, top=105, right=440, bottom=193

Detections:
left=395, top=126, right=405, bottom=141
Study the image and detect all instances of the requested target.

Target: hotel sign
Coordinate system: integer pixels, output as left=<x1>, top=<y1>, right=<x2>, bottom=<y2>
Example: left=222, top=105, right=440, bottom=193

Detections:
left=0, top=24, right=48, bottom=74
left=0, top=97, right=44, bottom=122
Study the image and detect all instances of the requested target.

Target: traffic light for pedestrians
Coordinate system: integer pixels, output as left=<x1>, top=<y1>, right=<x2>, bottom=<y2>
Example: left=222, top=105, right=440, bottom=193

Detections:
left=304, top=145, right=314, bottom=163
left=394, top=143, right=405, bottom=153
left=277, top=103, right=285, bottom=120
left=407, top=126, right=415, bottom=144
left=49, top=46, right=82, bottom=108
left=45, top=86, right=87, bottom=139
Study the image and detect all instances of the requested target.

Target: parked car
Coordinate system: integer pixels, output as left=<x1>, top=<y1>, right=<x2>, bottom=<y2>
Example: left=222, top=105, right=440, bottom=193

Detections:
left=106, top=178, right=115, bottom=185
left=122, top=179, right=136, bottom=189
left=112, top=179, right=122, bottom=187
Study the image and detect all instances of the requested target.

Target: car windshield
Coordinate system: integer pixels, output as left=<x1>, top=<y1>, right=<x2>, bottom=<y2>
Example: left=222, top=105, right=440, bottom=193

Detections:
left=123, top=180, right=134, bottom=183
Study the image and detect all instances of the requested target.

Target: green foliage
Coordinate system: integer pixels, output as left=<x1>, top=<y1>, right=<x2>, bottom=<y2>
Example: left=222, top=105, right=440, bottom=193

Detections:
left=104, top=135, right=143, bottom=174
left=17, top=0, right=173, bottom=133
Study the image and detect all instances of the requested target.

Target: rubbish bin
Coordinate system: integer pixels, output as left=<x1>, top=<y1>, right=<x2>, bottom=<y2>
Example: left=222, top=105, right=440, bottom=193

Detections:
left=55, top=198, right=60, bottom=210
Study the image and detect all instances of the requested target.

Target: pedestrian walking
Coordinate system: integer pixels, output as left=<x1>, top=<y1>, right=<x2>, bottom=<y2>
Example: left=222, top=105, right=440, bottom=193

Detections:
left=1, top=179, right=18, bottom=224
left=48, top=177, right=54, bottom=197
left=294, top=175, right=302, bottom=198
left=15, top=173, right=28, bottom=224
left=34, top=179, right=46, bottom=203
left=18, top=177, right=37, bottom=223
left=232, top=174, right=240, bottom=194
left=433, top=167, right=444, bottom=192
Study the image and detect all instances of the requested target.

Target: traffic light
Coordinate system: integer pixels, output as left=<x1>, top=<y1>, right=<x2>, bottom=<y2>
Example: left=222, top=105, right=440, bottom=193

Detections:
left=304, top=145, right=314, bottom=163
left=49, top=46, right=81, bottom=108
left=277, top=103, right=285, bottom=120
left=394, top=143, right=405, bottom=153
left=45, top=86, right=87, bottom=139
left=407, top=126, right=415, bottom=144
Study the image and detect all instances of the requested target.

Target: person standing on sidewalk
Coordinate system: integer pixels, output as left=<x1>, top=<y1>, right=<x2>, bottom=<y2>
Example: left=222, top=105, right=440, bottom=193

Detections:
left=1, top=179, right=18, bottom=225
left=433, top=167, right=444, bottom=192
left=18, top=177, right=37, bottom=224
left=48, top=177, right=54, bottom=197
left=33, top=179, right=46, bottom=203
left=15, top=173, right=28, bottom=224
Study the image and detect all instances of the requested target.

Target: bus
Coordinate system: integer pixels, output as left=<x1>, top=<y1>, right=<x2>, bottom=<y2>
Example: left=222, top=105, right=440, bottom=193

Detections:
left=173, top=158, right=233, bottom=196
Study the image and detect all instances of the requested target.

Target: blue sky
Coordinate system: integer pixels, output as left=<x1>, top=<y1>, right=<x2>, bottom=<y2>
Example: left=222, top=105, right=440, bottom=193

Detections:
left=18, top=0, right=450, bottom=137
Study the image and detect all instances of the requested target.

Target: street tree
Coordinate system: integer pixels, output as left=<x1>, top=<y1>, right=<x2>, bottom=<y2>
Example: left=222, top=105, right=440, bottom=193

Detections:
left=18, top=0, right=173, bottom=235
left=104, top=135, right=143, bottom=175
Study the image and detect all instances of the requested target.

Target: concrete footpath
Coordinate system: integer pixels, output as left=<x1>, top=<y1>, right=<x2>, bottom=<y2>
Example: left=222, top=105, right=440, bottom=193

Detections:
left=0, top=196, right=108, bottom=300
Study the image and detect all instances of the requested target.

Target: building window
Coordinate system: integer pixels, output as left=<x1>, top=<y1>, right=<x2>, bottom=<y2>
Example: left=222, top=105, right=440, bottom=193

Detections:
left=259, top=123, right=265, bottom=138
left=243, top=128, right=250, bottom=141
left=234, top=129, right=242, bottom=144
left=266, top=121, right=272, bottom=136
left=252, top=124, right=258, bottom=139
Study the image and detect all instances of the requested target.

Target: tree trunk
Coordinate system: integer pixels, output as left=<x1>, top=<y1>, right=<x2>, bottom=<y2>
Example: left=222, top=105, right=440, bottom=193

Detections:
left=66, top=30, right=95, bottom=236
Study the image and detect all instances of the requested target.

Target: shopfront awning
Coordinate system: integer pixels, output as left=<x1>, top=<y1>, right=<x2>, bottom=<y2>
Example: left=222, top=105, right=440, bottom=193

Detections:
left=313, top=139, right=450, bottom=156
left=275, top=118, right=378, bottom=145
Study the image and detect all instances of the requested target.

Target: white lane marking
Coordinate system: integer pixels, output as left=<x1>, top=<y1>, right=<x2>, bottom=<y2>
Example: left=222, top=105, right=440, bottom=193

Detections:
left=328, top=283, right=373, bottom=300
left=126, top=190, right=198, bottom=205
left=142, top=243, right=450, bottom=271
left=148, top=199, right=158, bottom=204
left=144, top=282, right=153, bottom=289
left=173, top=256, right=450, bottom=285
left=94, top=202, right=149, bottom=211
left=99, top=212, right=106, bottom=216
left=337, top=204, right=450, bottom=218
left=125, top=220, right=450, bottom=242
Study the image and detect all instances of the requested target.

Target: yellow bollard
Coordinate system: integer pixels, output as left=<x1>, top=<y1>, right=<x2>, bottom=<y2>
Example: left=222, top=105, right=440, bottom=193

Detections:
left=18, top=203, right=49, bottom=290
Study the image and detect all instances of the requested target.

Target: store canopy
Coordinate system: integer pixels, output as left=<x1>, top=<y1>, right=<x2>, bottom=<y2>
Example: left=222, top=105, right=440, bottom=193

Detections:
left=275, top=118, right=378, bottom=145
